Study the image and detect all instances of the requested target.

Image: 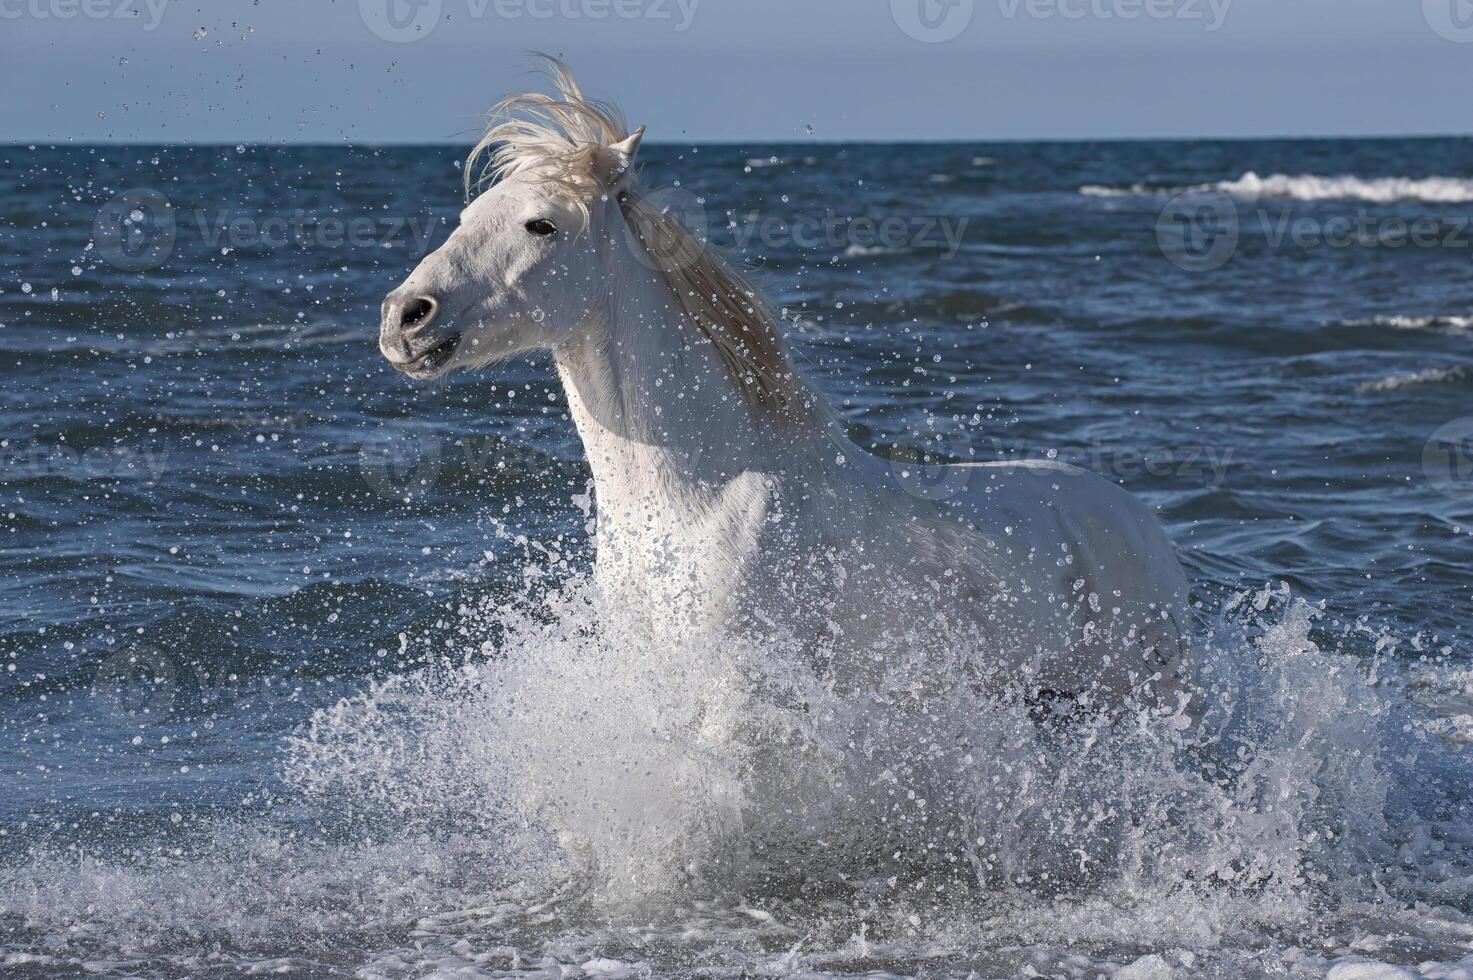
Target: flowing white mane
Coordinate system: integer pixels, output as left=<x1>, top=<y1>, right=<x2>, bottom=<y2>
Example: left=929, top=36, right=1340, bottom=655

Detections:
left=466, top=56, right=804, bottom=419
left=465, top=57, right=630, bottom=222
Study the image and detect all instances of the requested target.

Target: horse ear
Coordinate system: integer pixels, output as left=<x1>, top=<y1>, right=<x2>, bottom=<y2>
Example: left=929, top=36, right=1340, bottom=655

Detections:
left=609, top=126, right=645, bottom=171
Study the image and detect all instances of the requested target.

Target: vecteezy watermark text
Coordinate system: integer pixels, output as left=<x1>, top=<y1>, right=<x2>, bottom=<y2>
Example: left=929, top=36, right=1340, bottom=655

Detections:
left=889, top=432, right=1236, bottom=501
left=726, top=210, right=970, bottom=259
left=891, top=0, right=1230, bottom=42
left=0, top=0, right=170, bottom=29
left=360, top=421, right=567, bottom=500
left=1157, top=192, right=1473, bottom=272
left=359, top=0, right=699, bottom=43
left=93, top=189, right=438, bottom=272
left=621, top=185, right=972, bottom=272
left=996, top=0, right=1231, bottom=30
left=188, top=209, right=437, bottom=253
left=3, top=439, right=169, bottom=481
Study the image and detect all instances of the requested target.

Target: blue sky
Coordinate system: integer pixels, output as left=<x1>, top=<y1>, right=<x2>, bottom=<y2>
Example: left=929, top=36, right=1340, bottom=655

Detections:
left=2, top=0, right=1470, bottom=143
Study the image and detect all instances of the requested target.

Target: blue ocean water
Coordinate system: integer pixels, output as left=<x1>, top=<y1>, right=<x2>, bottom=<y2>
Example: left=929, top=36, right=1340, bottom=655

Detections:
left=1, top=138, right=1471, bottom=978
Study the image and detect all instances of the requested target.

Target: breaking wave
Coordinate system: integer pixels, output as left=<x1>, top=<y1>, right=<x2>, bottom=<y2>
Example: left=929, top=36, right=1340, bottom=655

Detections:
left=1355, top=365, right=1473, bottom=394
left=1337, top=314, right=1473, bottom=334
left=1082, top=172, right=1473, bottom=204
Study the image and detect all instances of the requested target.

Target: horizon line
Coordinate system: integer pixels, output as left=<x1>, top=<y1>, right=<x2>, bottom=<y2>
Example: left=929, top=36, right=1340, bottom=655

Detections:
left=3, top=132, right=1471, bottom=149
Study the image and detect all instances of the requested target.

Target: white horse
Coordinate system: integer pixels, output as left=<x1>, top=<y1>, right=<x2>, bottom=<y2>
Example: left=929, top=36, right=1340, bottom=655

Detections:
left=379, top=59, right=1194, bottom=705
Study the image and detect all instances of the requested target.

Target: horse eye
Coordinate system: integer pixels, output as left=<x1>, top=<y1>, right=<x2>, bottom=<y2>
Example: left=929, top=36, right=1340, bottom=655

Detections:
left=524, top=218, right=557, bottom=237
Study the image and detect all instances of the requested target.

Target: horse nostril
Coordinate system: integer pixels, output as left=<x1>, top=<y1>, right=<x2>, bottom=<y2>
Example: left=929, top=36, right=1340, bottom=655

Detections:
left=398, top=296, right=438, bottom=333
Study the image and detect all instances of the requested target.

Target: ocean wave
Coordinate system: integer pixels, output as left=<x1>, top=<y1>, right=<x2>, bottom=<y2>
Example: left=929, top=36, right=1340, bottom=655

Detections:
left=1079, top=183, right=1153, bottom=198
left=0, top=320, right=362, bottom=356
left=1355, top=365, right=1473, bottom=394
left=1338, top=314, right=1473, bottom=333
left=841, top=243, right=908, bottom=257
left=1082, top=171, right=1473, bottom=204
left=843, top=286, right=1055, bottom=324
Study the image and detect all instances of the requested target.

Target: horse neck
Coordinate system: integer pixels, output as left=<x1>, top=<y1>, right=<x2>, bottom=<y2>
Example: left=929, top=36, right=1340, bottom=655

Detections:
left=552, top=229, right=825, bottom=514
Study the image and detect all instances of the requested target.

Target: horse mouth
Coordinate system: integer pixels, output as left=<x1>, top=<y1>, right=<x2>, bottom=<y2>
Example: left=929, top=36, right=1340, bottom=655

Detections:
left=397, top=333, right=462, bottom=378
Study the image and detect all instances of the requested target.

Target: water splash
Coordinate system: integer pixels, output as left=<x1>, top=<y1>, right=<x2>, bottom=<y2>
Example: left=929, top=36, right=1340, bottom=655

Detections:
left=3, top=579, right=1470, bottom=977
left=284, top=580, right=1468, bottom=950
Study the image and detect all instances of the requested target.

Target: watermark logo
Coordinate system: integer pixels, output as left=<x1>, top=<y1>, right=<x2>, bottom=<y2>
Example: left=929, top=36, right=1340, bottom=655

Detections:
left=1423, top=417, right=1473, bottom=499
left=889, top=430, right=978, bottom=501
left=1157, top=197, right=1473, bottom=271
left=94, top=188, right=177, bottom=272
left=892, top=0, right=974, bottom=42
left=92, top=645, right=181, bottom=724
left=621, top=184, right=710, bottom=274
left=1156, top=191, right=1239, bottom=272
left=360, top=0, right=442, bottom=42
left=1424, top=0, right=1473, bottom=42
left=886, top=432, right=1235, bottom=502
left=361, top=421, right=445, bottom=499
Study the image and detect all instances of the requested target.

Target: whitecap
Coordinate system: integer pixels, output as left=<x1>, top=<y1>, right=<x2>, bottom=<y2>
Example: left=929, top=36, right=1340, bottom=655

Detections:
left=842, top=243, right=908, bottom=257
left=1338, top=314, right=1473, bottom=333
left=1214, top=171, right=1473, bottom=203
left=1081, top=172, right=1473, bottom=204
left=1080, top=183, right=1141, bottom=197
left=1355, top=366, right=1473, bottom=394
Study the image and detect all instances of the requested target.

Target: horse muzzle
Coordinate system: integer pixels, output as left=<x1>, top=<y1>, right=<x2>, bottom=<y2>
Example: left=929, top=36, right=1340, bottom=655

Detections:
left=379, top=291, right=462, bottom=378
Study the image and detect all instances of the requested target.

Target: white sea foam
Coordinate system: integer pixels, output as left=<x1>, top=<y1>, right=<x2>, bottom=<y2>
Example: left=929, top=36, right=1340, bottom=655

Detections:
left=1356, top=366, right=1473, bottom=394
left=842, top=243, right=908, bottom=257
left=1082, top=172, right=1473, bottom=204
left=2, top=580, right=1470, bottom=978
left=1216, top=172, right=1473, bottom=203
left=1080, top=183, right=1145, bottom=197
left=1339, top=314, right=1473, bottom=334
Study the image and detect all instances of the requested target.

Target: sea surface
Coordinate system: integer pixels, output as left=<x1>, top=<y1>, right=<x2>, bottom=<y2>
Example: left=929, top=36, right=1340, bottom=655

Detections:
left=1, top=137, right=1472, bottom=978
